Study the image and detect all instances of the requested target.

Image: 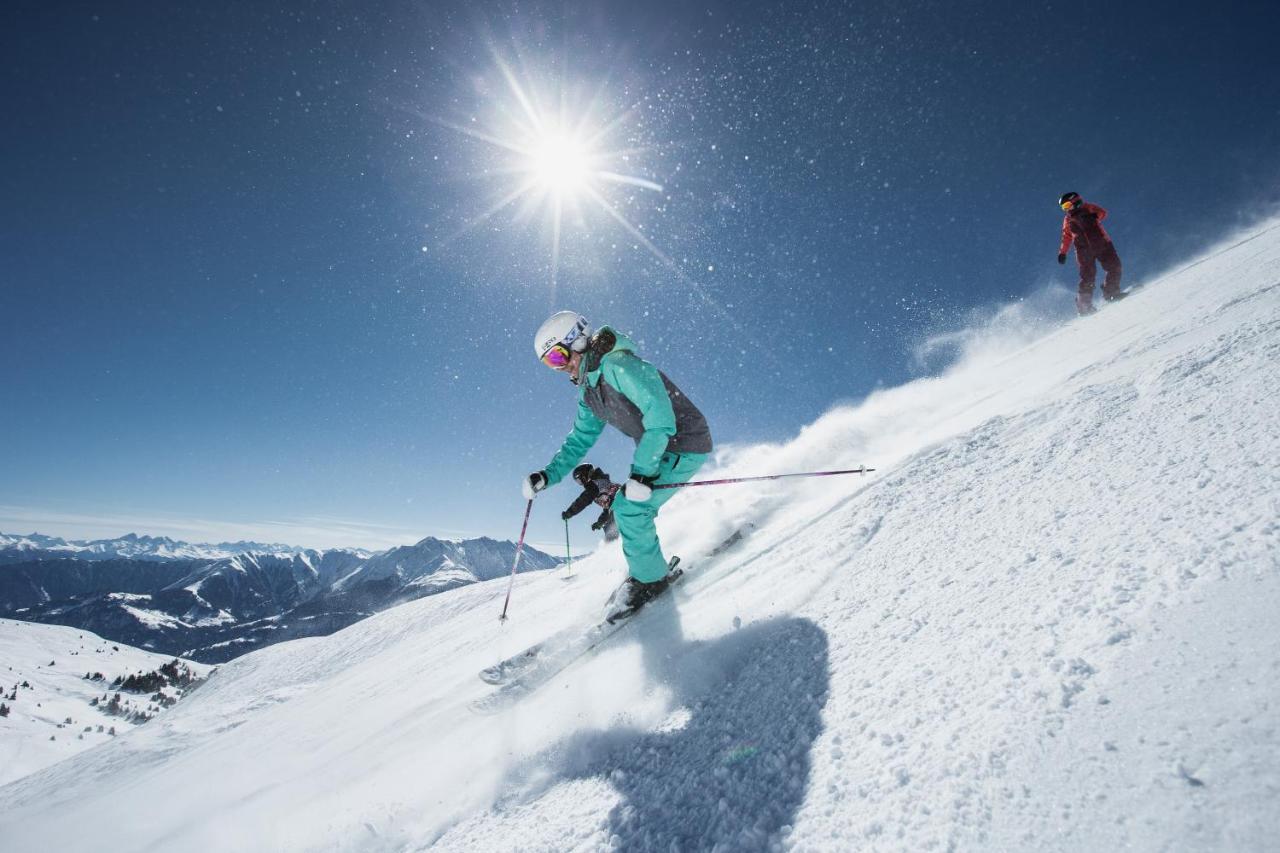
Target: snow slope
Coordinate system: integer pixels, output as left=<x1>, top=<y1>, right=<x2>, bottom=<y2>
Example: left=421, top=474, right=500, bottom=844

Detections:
left=0, top=619, right=212, bottom=786
left=1, top=220, right=1277, bottom=851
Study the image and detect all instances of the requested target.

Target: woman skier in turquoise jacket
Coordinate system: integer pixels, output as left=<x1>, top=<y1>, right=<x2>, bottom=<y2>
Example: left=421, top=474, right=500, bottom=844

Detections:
left=523, top=311, right=712, bottom=620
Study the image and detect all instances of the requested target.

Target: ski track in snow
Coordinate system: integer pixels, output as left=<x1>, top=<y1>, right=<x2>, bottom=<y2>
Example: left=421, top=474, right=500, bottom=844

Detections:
left=1, top=221, right=1279, bottom=851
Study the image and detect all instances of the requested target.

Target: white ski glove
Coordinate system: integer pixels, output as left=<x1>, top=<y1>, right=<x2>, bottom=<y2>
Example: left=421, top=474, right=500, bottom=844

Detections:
left=522, top=471, right=547, bottom=500
left=623, top=475, right=655, bottom=502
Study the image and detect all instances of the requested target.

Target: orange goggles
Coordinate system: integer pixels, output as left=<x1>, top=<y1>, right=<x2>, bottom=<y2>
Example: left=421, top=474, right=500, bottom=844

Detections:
left=540, top=343, right=573, bottom=369
left=1060, top=199, right=1077, bottom=211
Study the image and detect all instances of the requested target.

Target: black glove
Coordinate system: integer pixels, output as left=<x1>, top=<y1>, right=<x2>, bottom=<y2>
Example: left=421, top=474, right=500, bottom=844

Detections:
left=624, top=473, right=658, bottom=502
left=561, top=509, right=572, bottom=521
left=522, top=471, right=547, bottom=500
left=1057, top=253, right=1067, bottom=265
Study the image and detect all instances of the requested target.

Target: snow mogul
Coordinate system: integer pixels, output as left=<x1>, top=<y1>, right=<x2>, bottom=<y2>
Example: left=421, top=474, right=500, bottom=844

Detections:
left=1057, top=191, right=1128, bottom=315
left=523, top=311, right=712, bottom=621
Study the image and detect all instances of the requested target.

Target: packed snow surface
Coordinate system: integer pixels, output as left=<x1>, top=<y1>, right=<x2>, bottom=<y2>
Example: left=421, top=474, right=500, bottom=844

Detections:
left=1, top=221, right=1278, bottom=850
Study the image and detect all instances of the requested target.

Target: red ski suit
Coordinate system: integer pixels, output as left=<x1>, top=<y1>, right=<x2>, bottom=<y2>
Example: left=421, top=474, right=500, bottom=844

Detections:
left=1060, top=202, right=1122, bottom=309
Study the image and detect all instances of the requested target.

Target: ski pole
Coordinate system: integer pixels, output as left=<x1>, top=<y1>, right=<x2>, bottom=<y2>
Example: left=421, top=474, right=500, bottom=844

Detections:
left=654, top=466, right=875, bottom=490
left=498, top=499, right=534, bottom=622
left=564, top=518, right=573, bottom=577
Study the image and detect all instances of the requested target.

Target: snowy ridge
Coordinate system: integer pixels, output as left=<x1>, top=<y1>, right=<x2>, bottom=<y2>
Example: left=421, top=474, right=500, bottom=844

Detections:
left=0, top=619, right=212, bottom=787
left=0, top=221, right=1277, bottom=849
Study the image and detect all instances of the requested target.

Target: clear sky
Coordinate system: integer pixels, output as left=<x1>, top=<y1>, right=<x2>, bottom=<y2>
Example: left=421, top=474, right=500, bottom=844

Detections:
left=3, top=0, right=1278, bottom=550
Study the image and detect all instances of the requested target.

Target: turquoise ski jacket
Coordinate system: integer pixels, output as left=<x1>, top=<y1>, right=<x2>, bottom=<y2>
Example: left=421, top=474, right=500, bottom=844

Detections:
left=543, top=326, right=711, bottom=485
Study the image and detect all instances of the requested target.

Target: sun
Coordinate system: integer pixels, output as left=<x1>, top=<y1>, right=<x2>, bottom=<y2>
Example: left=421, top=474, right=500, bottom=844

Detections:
left=527, top=129, right=592, bottom=197
left=428, top=52, right=671, bottom=290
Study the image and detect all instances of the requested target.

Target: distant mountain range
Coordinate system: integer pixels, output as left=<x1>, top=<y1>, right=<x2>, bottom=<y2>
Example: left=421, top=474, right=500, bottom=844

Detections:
left=0, top=531, right=324, bottom=564
left=0, top=531, right=560, bottom=663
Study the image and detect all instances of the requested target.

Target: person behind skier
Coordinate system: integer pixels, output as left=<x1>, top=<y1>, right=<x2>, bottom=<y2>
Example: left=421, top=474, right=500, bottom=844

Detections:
left=562, top=463, right=621, bottom=541
left=523, top=312, right=712, bottom=620
left=1057, top=191, right=1127, bottom=316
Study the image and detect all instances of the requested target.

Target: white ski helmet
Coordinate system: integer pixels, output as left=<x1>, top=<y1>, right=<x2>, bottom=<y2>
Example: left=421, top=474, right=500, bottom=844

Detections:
left=534, top=311, right=591, bottom=360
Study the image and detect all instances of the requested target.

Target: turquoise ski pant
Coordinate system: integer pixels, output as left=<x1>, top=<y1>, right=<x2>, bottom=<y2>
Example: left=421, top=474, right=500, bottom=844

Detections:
left=613, top=451, right=707, bottom=583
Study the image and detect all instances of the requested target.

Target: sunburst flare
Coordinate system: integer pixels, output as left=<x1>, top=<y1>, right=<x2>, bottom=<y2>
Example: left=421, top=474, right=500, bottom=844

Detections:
left=438, top=52, right=666, bottom=292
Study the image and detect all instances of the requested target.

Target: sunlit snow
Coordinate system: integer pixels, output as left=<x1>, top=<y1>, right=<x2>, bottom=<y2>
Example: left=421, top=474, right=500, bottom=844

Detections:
left=1, top=221, right=1278, bottom=850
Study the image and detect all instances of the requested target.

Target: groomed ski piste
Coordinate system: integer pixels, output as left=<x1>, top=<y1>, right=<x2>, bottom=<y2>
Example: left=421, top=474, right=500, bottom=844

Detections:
left=2, top=219, right=1278, bottom=851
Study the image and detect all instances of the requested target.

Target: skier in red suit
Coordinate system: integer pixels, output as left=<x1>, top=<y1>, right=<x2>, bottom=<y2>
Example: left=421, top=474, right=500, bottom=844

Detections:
left=1057, top=192, right=1127, bottom=315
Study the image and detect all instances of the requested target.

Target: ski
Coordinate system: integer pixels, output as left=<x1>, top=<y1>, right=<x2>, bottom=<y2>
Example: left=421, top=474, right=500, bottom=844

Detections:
left=477, top=557, right=682, bottom=687
left=478, top=624, right=583, bottom=686
left=471, top=560, right=684, bottom=714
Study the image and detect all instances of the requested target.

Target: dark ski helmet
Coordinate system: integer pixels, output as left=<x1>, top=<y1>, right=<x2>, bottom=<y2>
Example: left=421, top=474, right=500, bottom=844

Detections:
left=572, top=463, right=595, bottom=485
left=1059, top=191, right=1081, bottom=211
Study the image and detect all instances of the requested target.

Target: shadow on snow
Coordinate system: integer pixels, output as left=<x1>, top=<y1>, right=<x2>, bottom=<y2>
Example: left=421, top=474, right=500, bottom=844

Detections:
left=498, top=605, right=830, bottom=850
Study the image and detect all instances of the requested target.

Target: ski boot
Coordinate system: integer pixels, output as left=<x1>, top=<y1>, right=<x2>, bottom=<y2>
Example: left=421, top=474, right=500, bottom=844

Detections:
left=604, top=557, right=681, bottom=624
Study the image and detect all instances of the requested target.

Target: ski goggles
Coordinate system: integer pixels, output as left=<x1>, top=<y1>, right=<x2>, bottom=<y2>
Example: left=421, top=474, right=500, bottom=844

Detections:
left=540, top=343, right=573, bottom=370
left=1060, top=199, right=1077, bottom=211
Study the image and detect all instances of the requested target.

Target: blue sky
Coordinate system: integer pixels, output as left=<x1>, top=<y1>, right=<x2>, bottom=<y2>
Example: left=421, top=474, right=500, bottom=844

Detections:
left=3, top=0, right=1278, bottom=550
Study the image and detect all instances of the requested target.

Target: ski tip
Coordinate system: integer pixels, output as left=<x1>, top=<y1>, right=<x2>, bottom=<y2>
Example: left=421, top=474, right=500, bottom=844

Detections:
left=470, top=683, right=531, bottom=716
